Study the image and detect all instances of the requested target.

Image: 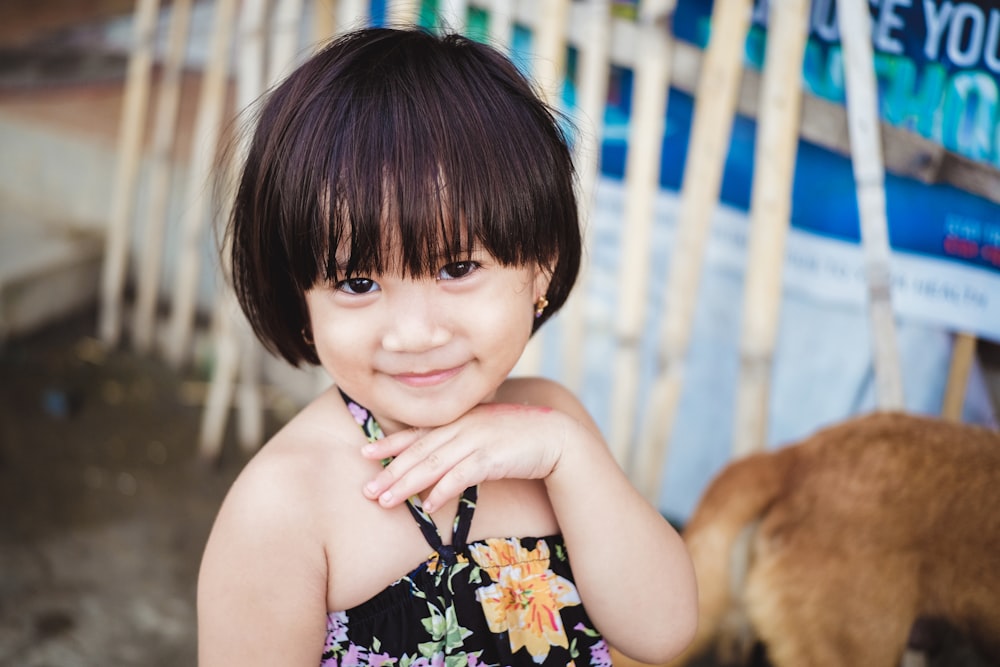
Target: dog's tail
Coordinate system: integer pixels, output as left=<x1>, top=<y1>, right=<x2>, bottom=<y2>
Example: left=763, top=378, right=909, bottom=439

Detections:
left=667, top=446, right=797, bottom=666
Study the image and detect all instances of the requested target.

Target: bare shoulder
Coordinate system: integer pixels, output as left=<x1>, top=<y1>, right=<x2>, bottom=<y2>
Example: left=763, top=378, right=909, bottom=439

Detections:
left=198, top=388, right=366, bottom=664
left=200, top=390, right=353, bottom=580
left=495, top=376, right=600, bottom=435
left=219, top=390, right=359, bottom=522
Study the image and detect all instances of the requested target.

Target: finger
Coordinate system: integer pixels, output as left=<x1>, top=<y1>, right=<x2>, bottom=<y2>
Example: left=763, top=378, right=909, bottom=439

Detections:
left=359, top=427, right=427, bottom=460
left=366, top=431, right=465, bottom=507
left=419, top=455, right=481, bottom=512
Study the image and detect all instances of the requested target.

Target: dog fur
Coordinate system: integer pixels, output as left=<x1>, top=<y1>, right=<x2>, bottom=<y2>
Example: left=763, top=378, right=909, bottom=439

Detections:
left=666, top=412, right=1000, bottom=667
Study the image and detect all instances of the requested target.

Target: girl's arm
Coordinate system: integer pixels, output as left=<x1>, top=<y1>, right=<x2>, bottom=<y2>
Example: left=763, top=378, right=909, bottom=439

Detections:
left=197, top=450, right=329, bottom=666
left=535, top=382, right=698, bottom=663
left=360, top=378, right=697, bottom=664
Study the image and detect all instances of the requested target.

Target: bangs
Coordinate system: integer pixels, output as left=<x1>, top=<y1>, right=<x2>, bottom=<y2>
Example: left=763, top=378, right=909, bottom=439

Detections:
left=276, top=30, right=576, bottom=286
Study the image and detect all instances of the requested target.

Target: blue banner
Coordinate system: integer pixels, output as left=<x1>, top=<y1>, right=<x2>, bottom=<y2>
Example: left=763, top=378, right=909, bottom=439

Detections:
left=594, top=0, right=1000, bottom=339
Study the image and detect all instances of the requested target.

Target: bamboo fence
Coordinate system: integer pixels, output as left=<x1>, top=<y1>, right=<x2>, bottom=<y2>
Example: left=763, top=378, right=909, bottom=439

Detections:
left=97, top=0, right=995, bottom=498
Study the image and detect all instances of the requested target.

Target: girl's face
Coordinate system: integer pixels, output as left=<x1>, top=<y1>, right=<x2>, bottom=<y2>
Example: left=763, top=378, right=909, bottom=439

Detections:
left=304, top=244, right=550, bottom=434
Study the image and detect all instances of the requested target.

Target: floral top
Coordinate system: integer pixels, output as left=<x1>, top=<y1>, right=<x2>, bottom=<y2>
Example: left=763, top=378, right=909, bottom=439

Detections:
left=324, top=392, right=610, bottom=667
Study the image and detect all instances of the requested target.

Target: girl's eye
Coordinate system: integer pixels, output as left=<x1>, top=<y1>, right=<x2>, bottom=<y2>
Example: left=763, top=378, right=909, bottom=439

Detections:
left=437, top=261, right=480, bottom=281
left=335, top=277, right=380, bottom=294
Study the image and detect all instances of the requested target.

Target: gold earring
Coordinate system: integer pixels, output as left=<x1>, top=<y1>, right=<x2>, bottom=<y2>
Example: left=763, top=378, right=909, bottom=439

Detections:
left=534, top=295, right=549, bottom=319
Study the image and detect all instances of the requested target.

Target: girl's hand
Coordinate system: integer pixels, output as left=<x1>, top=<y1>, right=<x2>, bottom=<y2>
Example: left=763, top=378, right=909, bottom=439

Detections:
left=359, top=403, right=582, bottom=512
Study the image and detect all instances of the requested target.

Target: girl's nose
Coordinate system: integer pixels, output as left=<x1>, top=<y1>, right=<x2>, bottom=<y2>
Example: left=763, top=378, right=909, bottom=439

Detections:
left=381, top=290, right=452, bottom=353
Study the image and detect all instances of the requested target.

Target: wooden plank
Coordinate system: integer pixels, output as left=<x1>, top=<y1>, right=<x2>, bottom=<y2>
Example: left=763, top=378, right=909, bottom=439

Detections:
left=837, top=0, right=904, bottom=410
left=131, top=0, right=194, bottom=354
left=732, top=0, right=809, bottom=459
left=98, top=0, right=160, bottom=347
left=164, top=0, right=239, bottom=368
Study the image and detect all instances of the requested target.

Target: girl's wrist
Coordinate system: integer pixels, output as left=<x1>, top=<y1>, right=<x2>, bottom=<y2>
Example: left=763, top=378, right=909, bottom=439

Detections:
left=544, top=413, right=603, bottom=485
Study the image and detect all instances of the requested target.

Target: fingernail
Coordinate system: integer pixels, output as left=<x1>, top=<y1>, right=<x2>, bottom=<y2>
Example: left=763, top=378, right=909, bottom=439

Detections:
left=364, top=481, right=378, bottom=497
left=361, top=444, right=375, bottom=456
left=379, top=490, right=393, bottom=504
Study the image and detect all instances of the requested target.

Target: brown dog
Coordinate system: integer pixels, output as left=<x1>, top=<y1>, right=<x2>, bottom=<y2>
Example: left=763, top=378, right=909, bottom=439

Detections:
left=666, top=412, right=1000, bottom=667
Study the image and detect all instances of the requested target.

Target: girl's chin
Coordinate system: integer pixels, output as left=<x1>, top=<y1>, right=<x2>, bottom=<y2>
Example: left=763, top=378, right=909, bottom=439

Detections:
left=379, top=401, right=479, bottom=432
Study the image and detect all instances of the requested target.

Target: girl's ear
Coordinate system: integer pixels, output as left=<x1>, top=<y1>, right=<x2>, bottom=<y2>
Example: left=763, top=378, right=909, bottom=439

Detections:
left=532, top=262, right=555, bottom=302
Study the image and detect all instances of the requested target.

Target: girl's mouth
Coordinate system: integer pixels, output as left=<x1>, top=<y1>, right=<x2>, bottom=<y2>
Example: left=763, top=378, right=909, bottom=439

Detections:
left=391, top=365, right=465, bottom=388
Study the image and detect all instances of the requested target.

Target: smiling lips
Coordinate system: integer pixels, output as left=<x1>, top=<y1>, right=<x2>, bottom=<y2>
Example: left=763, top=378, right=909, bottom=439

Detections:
left=391, top=364, right=465, bottom=387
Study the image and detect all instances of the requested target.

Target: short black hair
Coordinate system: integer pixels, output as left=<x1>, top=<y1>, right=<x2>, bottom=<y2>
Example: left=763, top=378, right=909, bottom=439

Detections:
left=227, top=27, right=580, bottom=366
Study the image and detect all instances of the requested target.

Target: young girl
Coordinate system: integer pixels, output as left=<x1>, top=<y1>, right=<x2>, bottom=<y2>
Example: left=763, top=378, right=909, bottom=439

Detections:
left=198, top=27, right=696, bottom=667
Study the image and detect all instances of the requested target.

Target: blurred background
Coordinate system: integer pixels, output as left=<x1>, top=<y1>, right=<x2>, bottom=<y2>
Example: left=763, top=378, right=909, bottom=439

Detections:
left=1, top=0, right=999, bottom=664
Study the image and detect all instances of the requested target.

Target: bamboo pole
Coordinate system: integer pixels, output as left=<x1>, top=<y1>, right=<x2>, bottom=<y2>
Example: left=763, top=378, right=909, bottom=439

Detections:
left=571, top=0, right=612, bottom=225
left=220, top=0, right=309, bottom=453
left=532, top=0, right=571, bottom=106
left=238, top=0, right=269, bottom=97
left=269, top=0, right=306, bottom=84
left=199, top=294, right=241, bottom=460
left=632, top=0, right=752, bottom=499
left=836, top=0, right=904, bottom=410
left=387, top=0, right=421, bottom=26
left=164, top=0, right=239, bottom=368
left=314, top=0, right=337, bottom=43
left=731, top=0, right=809, bottom=459
left=942, top=332, right=977, bottom=421
left=513, top=0, right=572, bottom=378
left=561, top=0, right=611, bottom=391
left=439, top=0, right=469, bottom=32
left=99, top=0, right=161, bottom=347
left=608, top=0, right=673, bottom=470
left=199, top=0, right=270, bottom=458
left=488, top=0, right=514, bottom=51
left=233, top=0, right=273, bottom=452
left=337, top=0, right=369, bottom=30
left=131, top=0, right=194, bottom=354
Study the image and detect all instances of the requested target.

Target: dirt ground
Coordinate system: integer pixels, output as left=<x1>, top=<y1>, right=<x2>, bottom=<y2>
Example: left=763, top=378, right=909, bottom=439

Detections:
left=0, top=309, right=267, bottom=666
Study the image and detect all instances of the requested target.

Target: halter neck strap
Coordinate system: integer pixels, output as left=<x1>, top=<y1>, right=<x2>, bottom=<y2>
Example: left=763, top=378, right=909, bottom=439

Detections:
left=339, top=389, right=478, bottom=557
